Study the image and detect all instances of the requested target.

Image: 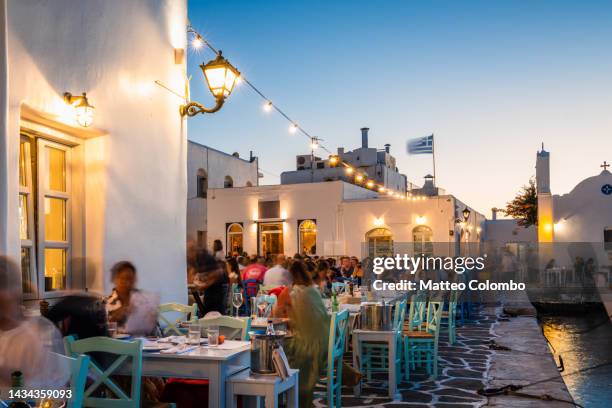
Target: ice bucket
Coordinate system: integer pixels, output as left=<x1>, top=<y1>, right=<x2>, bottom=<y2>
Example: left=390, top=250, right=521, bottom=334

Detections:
left=360, top=302, right=394, bottom=331
left=249, top=331, right=286, bottom=374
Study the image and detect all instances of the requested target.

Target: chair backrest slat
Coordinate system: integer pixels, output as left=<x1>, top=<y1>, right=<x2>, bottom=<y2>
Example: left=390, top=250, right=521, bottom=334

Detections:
left=158, top=303, right=197, bottom=336
left=64, top=336, right=142, bottom=408
left=198, top=315, right=252, bottom=340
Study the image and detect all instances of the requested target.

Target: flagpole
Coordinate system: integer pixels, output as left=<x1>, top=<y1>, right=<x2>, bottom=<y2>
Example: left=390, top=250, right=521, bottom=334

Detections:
left=432, top=133, right=436, bottom=186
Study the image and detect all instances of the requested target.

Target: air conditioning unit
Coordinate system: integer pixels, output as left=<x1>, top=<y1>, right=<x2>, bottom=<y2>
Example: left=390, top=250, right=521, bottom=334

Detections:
left=296, top=155, right=313, bottom=169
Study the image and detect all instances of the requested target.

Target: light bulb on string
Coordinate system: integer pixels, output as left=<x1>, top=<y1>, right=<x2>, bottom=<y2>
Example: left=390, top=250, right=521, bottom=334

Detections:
left=366, top=180, right=374, bottom=188
left=378, top=186, right=386, bottom=193
left=263, top=101, right=273, bottom=112
left=192, top=36, right=204, bottom=49
left=355, top=173, right=364, bottom=183
left=310, top=138, right=319, bottom=150
left=289, top=123, right=298, bottom=133
left=345, top=167, right=354, bottom=175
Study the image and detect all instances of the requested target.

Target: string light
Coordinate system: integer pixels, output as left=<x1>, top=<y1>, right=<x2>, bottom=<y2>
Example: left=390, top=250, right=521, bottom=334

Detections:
left=186, top=25, right=419, bottom=198
left=192, top=36, right=204, bottom=49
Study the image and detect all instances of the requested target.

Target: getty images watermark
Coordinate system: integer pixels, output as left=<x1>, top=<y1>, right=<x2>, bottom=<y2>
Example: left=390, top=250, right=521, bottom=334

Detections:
left=371, top=254, right=526, bottom=291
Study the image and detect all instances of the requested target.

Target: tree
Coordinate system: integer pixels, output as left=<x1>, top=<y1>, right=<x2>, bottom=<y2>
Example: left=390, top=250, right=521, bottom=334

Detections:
left=505, top=178, right=538, bottom=227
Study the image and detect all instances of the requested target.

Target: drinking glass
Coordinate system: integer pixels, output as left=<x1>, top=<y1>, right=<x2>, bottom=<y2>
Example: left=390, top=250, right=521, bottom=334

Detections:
left=188, top=323, right=201, bottom=345
left=107, top=321, right=118, bottom=338
left=257, top=299, right=268, bottom=318
left=232, top=292, right=243, bottom=317
left=207, top=326, right=219, bottom=347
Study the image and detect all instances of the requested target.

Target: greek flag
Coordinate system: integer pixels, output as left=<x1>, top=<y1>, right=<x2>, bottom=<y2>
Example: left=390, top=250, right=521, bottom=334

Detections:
left=407, top=134, right=434, bottom=155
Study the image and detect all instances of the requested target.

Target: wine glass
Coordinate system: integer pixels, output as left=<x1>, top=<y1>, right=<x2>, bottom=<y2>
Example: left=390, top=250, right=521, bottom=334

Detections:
left=232, top=291, right=243, bottom=317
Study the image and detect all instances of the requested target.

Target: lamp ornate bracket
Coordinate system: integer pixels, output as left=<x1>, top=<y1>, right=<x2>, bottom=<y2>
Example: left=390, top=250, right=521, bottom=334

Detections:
left=179, top=98, right=225, bottom=117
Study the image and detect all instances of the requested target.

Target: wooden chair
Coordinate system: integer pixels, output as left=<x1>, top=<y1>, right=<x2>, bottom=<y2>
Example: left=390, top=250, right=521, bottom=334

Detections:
left=403, top=301, right=444, bottom=380
left=49, top=352, right=90, bottom=408
left=64, top=335, right=143, bottom=408
left=199, top=315, right=252, bottom=341
left=441, top=290, right=460, bottom=344
left=324, top=309, right=349, bottom=408
left=361, top=300, right=407, bottom=383
left=158, top=303, right=197, bottom=336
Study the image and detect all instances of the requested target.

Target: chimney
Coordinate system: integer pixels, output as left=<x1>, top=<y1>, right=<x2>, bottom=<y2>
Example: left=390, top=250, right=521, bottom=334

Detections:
left=491, top=208, right=498, bottom=220
left=361, top=127, right=369, bottom=148
left=337, top=147, right=344, bottom=155
left=384, top=143, right=390, bottom=153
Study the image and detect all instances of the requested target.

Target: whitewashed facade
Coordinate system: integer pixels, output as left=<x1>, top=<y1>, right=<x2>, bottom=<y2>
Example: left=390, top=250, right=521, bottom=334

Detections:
left=0, top=0, right=188, bottom=303
left=207, top=181, right=485, bottom=258
left=187, top=141, right=259, bottom=248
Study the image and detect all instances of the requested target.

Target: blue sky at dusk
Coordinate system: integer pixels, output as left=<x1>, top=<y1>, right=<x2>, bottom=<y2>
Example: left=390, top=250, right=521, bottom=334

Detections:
left=186, top=0, right=612, bottom=215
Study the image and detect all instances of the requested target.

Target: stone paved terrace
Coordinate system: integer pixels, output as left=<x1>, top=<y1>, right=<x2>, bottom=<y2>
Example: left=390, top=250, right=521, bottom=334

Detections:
left=313, top=301, right=573, bottom=407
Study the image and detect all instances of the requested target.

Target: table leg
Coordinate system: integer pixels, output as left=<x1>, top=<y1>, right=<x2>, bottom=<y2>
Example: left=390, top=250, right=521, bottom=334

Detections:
left=352, top=333, right=361, bottom=397
left=264, top=390, right=277, bottom=408
left=388, top=336, right=399, bottom=400
left=208, top=364, right=224, bottom=408
left=287, top=374, right=298, bottom=408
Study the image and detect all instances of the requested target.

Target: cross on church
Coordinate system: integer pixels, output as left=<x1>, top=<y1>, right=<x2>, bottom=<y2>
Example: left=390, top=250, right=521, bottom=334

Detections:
left=602, top=161, right=610, bottom=171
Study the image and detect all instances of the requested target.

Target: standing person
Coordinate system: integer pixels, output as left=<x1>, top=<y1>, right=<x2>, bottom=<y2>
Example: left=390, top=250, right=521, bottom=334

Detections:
left=339, top=256, right=354, bottom=279
left=226, top=257, right=242, bottom=287
left=192, top=251, right=229, bottom=316
left=263, top=254, right=292, bottom=288
left=241, top=256, right=268, bottom=282
left=272, top=261, right=329, bottom=406
left=352, top=259, right=364, bottom=286
left=212, top=239, right=225, bottom=260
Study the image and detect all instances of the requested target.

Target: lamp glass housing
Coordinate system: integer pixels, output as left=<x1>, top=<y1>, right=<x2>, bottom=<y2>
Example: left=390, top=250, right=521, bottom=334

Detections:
left=462, top=208, right=471, bottom=221
left=202, top=53, right=240, bottom=98
left=75, top=101, right=94, bottom=127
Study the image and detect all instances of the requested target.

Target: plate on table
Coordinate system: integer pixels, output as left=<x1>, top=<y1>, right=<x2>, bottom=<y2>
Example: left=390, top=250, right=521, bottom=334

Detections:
left=143, top=343, right=173, bottom=352
left=113, top=333, right=131, bottom=340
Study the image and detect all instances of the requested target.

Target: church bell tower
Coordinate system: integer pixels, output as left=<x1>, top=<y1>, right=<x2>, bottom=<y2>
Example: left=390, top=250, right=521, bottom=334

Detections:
left=536, top=145, right=554, bottom=242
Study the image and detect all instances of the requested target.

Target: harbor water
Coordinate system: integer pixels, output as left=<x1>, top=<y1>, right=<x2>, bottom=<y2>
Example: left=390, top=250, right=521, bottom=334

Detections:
left=540, top=307, right=612, bottom=408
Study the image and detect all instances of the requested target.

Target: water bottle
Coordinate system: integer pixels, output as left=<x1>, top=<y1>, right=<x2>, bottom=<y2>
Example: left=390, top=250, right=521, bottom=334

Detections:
left=265, top=319, right=275, bottom=335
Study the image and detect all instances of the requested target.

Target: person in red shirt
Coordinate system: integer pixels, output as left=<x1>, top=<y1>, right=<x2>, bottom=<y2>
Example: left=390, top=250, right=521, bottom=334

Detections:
left=241, top=256, right=268, bottom=282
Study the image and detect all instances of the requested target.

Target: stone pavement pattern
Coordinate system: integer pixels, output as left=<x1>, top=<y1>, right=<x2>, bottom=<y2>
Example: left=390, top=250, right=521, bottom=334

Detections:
left=313, top=307, right=496, bottom=407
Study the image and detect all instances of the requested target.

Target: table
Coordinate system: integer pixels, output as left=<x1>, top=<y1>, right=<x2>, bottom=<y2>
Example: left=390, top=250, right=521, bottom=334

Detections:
left=248, top=317, right=289, bottom=332
left=352, top=329, right=401, bottom=400
left=120, top=341, right=251, bottom=408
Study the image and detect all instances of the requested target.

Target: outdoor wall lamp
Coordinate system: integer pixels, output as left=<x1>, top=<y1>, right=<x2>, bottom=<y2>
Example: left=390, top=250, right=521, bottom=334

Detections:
left=462, top=207, right=471, bottom=221
left=64, top=92, right=94, bottom=127
left=180, top=51, right=240, bottom=117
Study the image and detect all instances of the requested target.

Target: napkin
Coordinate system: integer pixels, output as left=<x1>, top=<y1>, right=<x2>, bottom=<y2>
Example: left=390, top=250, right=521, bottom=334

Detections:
left=160, top=345, right=198, bottom=354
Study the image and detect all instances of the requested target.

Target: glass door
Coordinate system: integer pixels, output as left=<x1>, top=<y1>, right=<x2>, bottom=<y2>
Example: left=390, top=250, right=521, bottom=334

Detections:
left=259, top=222, right=284, bottom=256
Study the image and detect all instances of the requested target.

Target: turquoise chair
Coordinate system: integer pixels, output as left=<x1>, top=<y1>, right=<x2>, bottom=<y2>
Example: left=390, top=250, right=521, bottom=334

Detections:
left=407, top=293, right=427, bottom=331
left=441, top=290, right=460, bottom=344
left=323, top=309, right=349, bottom=408
left=403, top=301, right=444, bottom=380
left=64, top=335, right=143, bottom=408
left=361, top=300, right=407, bottom=384
left=158, top=303, right=197, bottom=336
left=331, top=282, right=348, bottom=295
left=50, top=352, right=90, bottom=408
left=199, top=315, right=252, bottom=341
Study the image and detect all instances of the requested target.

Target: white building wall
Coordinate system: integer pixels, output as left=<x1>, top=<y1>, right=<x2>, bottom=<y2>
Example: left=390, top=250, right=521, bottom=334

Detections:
left=207, top=181, right=485, bottom=259
left=2, top=0, right=188, bottom=303
left=187, top=141, right=259, bottom=243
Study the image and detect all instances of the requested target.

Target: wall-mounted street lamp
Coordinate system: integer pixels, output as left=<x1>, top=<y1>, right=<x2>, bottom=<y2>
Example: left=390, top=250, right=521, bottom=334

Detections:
left=64, top=92, right=94, bottom=127
left=180, top=51, right=240, bottom=117
left=462, top=207, right=471, bottom=222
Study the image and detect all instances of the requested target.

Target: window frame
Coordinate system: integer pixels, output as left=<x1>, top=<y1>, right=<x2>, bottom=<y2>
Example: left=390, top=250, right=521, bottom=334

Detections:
left=196, top=169, right=207, bottom=198
left=226, top=222, right=244, bottom=255
left=258, top=221, right=284, bottom=256
left=412, top=225, right=434, bottom=256
left=19, top=135, right=37, bottom=299
left=37, top=138, right=73, bottom=297
left=366, top=227, right=393, bottom=258
left=297, top=219, right=317, bottom=256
